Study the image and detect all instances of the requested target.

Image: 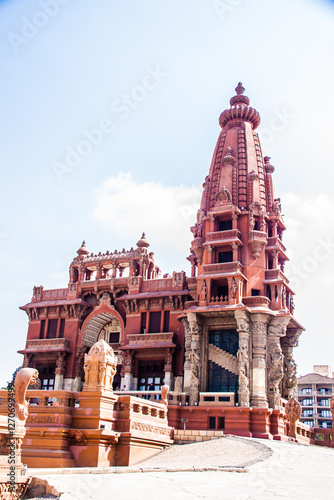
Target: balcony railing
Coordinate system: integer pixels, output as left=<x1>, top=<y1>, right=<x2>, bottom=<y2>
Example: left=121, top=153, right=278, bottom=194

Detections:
left=202, top=261, right=244, bottom=275
left=205, top=229, right=242, bottom=244
left=199, top=392, right=235, bottom=406
left=23, top=338, right=71, bottom=352
left=126, top=332, right=175, bottom=347
left=266, top=236, right=287, bottom=253
left=242, top=296, right=270, bottom=308
left=264, top=269, right=289, bottom=284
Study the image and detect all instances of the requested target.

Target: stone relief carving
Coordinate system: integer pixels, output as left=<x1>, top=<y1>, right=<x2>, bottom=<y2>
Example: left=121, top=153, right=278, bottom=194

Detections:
left=282, top=350, right=297, bottom=399
left=285, top=397, right=301, bottom=440
left=83, top=339, right=117, bottom=391
left=267, top=337, right=284, bottom=409
left=181, top=314, right=201, bottom=406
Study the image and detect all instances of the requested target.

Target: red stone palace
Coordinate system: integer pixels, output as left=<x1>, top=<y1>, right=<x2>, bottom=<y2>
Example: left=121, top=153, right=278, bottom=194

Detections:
left=18, top=83, right=305, bottom=436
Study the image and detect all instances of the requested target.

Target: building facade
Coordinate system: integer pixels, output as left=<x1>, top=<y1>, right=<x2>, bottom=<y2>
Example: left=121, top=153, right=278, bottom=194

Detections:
left=294, top=366, right=334, bottom=429
left=19, top=83, right=304, bottom=423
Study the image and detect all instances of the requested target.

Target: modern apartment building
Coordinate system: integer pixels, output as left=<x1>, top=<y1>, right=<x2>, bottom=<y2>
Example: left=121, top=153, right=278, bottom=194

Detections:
left=294, top=365, right=333, bottom=428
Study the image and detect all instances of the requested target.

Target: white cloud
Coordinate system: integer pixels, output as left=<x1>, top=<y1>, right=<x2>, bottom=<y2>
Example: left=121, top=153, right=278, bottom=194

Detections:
left=91, top=172, right=202, bottom=255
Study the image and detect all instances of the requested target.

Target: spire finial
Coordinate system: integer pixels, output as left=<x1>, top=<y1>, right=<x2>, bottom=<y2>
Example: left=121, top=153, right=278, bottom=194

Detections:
left=235, top=82, right=245, bottom=95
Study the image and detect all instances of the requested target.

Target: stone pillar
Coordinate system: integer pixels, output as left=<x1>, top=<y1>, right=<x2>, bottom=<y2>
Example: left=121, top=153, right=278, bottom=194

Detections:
left=281, top=329, right=302, bottom=400
left=54, top=352, right=66, bottom=390
left=235, top=310, right=251, bottom=407
left=267, top=317, right=290, bottom=409
left=164, top=348, right=174, bottom=390
left=182, top=313, right=201, bottom=406
left=251, top=314, right=270, bottom=408
left=121, top=350, right=134, bottom=390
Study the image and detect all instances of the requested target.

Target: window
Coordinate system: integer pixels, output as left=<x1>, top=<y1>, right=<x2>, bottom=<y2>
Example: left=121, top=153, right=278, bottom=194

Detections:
left=218, top=417, right=225, bottom=430
left=302, top=399, right=313, bottom=406
left=149, top=312, right=161, bottom=333
left=268, top=258, right=273, bottom=270
left=268, top=228, right=273, bottom=238
left=218, top=251, right=233, bottom=263
left=209, top=330, right=239, bottom=356
left=319, top=388, right=332, bottom=395
left=208, top=362, right=238, bottom=398
left=217, top=285, right=229, bottom=300
left=254, top=220, right=259, bottom=231
left=141, top=312, right=147, bottom=334
left=163, top=311, right=170, bottom=332
left=219, top=220, right=232, bottom=231
left=301, top=388, right=312, bottom=395
left=47, top=319, right=58, bottom=339
left=251, top=289, right=260, bottom=296
left=39, top=319, right=46, bottom=339
left=59, top=318, right=65, bottom=338
left=209, top=417, right=216, bottom=430
left=138, top=361, right=165, bottom=394
left=318, top=399, right=329, bottom=407
left=302, top=409, right=313, bottom=417
left=303, top=421, right=314, bottom=427
left=320, top=410, right=331, bottom=418
left=109, top=332, right=120, bottom=343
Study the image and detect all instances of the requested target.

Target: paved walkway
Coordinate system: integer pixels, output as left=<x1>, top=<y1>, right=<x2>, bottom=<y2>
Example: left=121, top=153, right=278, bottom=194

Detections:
left=27, top=436, right=334, bottom=500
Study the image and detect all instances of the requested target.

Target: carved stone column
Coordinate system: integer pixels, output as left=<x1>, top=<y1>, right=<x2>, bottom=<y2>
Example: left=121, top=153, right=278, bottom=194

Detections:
left=251, top=313, right=270, bottom=408
left=267, top=317, right=290, bottom=409
left=235, top=310, right=251, bottom=407
left=181, top=312, right=201, bottom=405
left=281, top=328, right=302, bottom=400
left=54, top=352, right=67, bottom=390
left=164, top=347, right=174, bottom=389
left=121, top=350, right=134, bottom=390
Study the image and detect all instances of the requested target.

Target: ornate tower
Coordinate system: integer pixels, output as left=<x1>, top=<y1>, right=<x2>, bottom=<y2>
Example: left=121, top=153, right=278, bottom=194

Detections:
left=184, top=83, right=304, bottom=409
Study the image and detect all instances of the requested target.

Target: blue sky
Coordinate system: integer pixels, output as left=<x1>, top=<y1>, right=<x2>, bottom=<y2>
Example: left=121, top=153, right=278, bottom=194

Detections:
left=1, top=0, right=334, bottom=385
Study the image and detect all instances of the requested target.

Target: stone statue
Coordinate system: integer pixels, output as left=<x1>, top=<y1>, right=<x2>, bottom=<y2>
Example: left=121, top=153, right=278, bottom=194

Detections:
left=267, top=341, right=284, bottom=409
left=161, top=385, right=169, bottom=406
left=285, top=397, right=301, bottom=440
left=200, top=281, right=207, bottom=302
left=15, top=367, right=39, bottom=421
left=83, top=339, right=117, bottom=391
left=230, top=277, right=238, bottom=299
left=282, top=351, right=297, bottom=399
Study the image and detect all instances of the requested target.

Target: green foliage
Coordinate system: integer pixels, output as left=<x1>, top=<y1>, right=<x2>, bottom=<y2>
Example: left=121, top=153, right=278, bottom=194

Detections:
left=2, top=364, right=23, bottom=390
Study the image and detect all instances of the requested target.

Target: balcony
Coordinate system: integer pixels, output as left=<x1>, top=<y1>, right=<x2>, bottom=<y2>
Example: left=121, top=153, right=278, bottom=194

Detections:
left=202, top=261, right=244, bottom=276
left=243, top=296, right=270, bottom=308
left=124, top=332, right=175, bottom=349
left=205, top=229, right=242, bottom=247
left=199, top=392, right=235, bottom=406
left=266, top=236, right=287, bottom=255
left=264, top=269, right=289, bottom=284
left=248, top=230, right=267, bottom=259
left=19, top=338, right=71, bottom=354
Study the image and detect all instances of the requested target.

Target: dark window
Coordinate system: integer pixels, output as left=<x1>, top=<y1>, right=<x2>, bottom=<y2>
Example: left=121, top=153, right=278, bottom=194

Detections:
left=47, top=319, right=58, bottom=339
left=138, top=360, right=165, bottom=394
left=219, top=220, right=232, bottom=231
left=266, top=285, right=272, bottom=301
left=219, top=251, right=233, bottom=263
left=209, top=417, right=216, bottom=430
left=209, top=330, right=239, bottom=356
left=163, top=310, right=170, bottom=332
left=149, top=311, right=161, bottom=333
left=59, top=318, right=65, bottom=338
left=268, top=228, right=273, bottom=238
left=208, top=362, right=239, bottom=399
left=37, top=365, right=55, bottom=390
left=217, top=285, right=229, bottom=299
left=251, top=289, right=260, bottom=296
left=218, top=417, right=225, bottom=430
left=109, top=332, right=120, bottom=343
left=39, top=319, right=46, bottom=339
left=254, top=220, right=259, bottom=231
left=268, top=259, right=273, bottom=269
left=141, top=312, right=147, bottom=334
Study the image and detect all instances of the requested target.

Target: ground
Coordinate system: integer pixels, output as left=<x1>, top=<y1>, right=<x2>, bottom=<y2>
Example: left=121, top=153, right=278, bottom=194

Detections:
left=26, top=436, right=334, bottom=500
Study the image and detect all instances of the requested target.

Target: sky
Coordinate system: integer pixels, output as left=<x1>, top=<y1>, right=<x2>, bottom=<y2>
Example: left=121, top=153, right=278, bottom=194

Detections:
left=1, top=0, right=334, bottom=386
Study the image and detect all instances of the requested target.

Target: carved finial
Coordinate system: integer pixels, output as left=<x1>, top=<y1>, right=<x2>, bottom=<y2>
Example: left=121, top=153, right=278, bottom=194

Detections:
left=235, top=82, right=245, bottom=95
left=264, top=156, right=275, bottom=174
left=77, top=240, right=89, bottom=259
left=136, top=232, right=150, bottom=249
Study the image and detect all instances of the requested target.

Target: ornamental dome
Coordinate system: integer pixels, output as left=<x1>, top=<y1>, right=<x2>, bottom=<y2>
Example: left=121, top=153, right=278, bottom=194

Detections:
left=219, top=82, right=260, bottom=130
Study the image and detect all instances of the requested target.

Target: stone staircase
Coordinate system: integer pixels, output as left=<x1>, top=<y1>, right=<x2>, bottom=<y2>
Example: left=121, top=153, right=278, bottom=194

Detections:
left=208, top=344, right=238, bottom=375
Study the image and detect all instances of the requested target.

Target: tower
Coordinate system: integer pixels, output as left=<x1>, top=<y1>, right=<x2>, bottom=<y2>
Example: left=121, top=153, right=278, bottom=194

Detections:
left=183, top=83, right=304, bottom=409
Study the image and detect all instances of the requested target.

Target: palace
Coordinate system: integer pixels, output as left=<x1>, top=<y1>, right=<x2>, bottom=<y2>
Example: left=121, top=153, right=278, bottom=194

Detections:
left=18, top=83, right=304, bottom=434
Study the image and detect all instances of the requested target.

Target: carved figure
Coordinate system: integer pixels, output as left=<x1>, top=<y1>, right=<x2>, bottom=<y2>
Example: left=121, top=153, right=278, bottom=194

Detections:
left=14, top=367, right=39, bottom=421
left=83, top=339, right=117, bottom=390
left=285, top=397, right=301, bottom=440
left=161, top=385, right=169, bottom=406
left=282, top=351, right=297, bottom=399
left=230, top=277, right=238, bottom=299
left=200, top=280, right=207, bottom=301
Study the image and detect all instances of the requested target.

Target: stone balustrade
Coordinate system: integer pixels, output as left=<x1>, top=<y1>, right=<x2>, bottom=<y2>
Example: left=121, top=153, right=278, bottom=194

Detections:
left=199, top=392, right=235, bottom=407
